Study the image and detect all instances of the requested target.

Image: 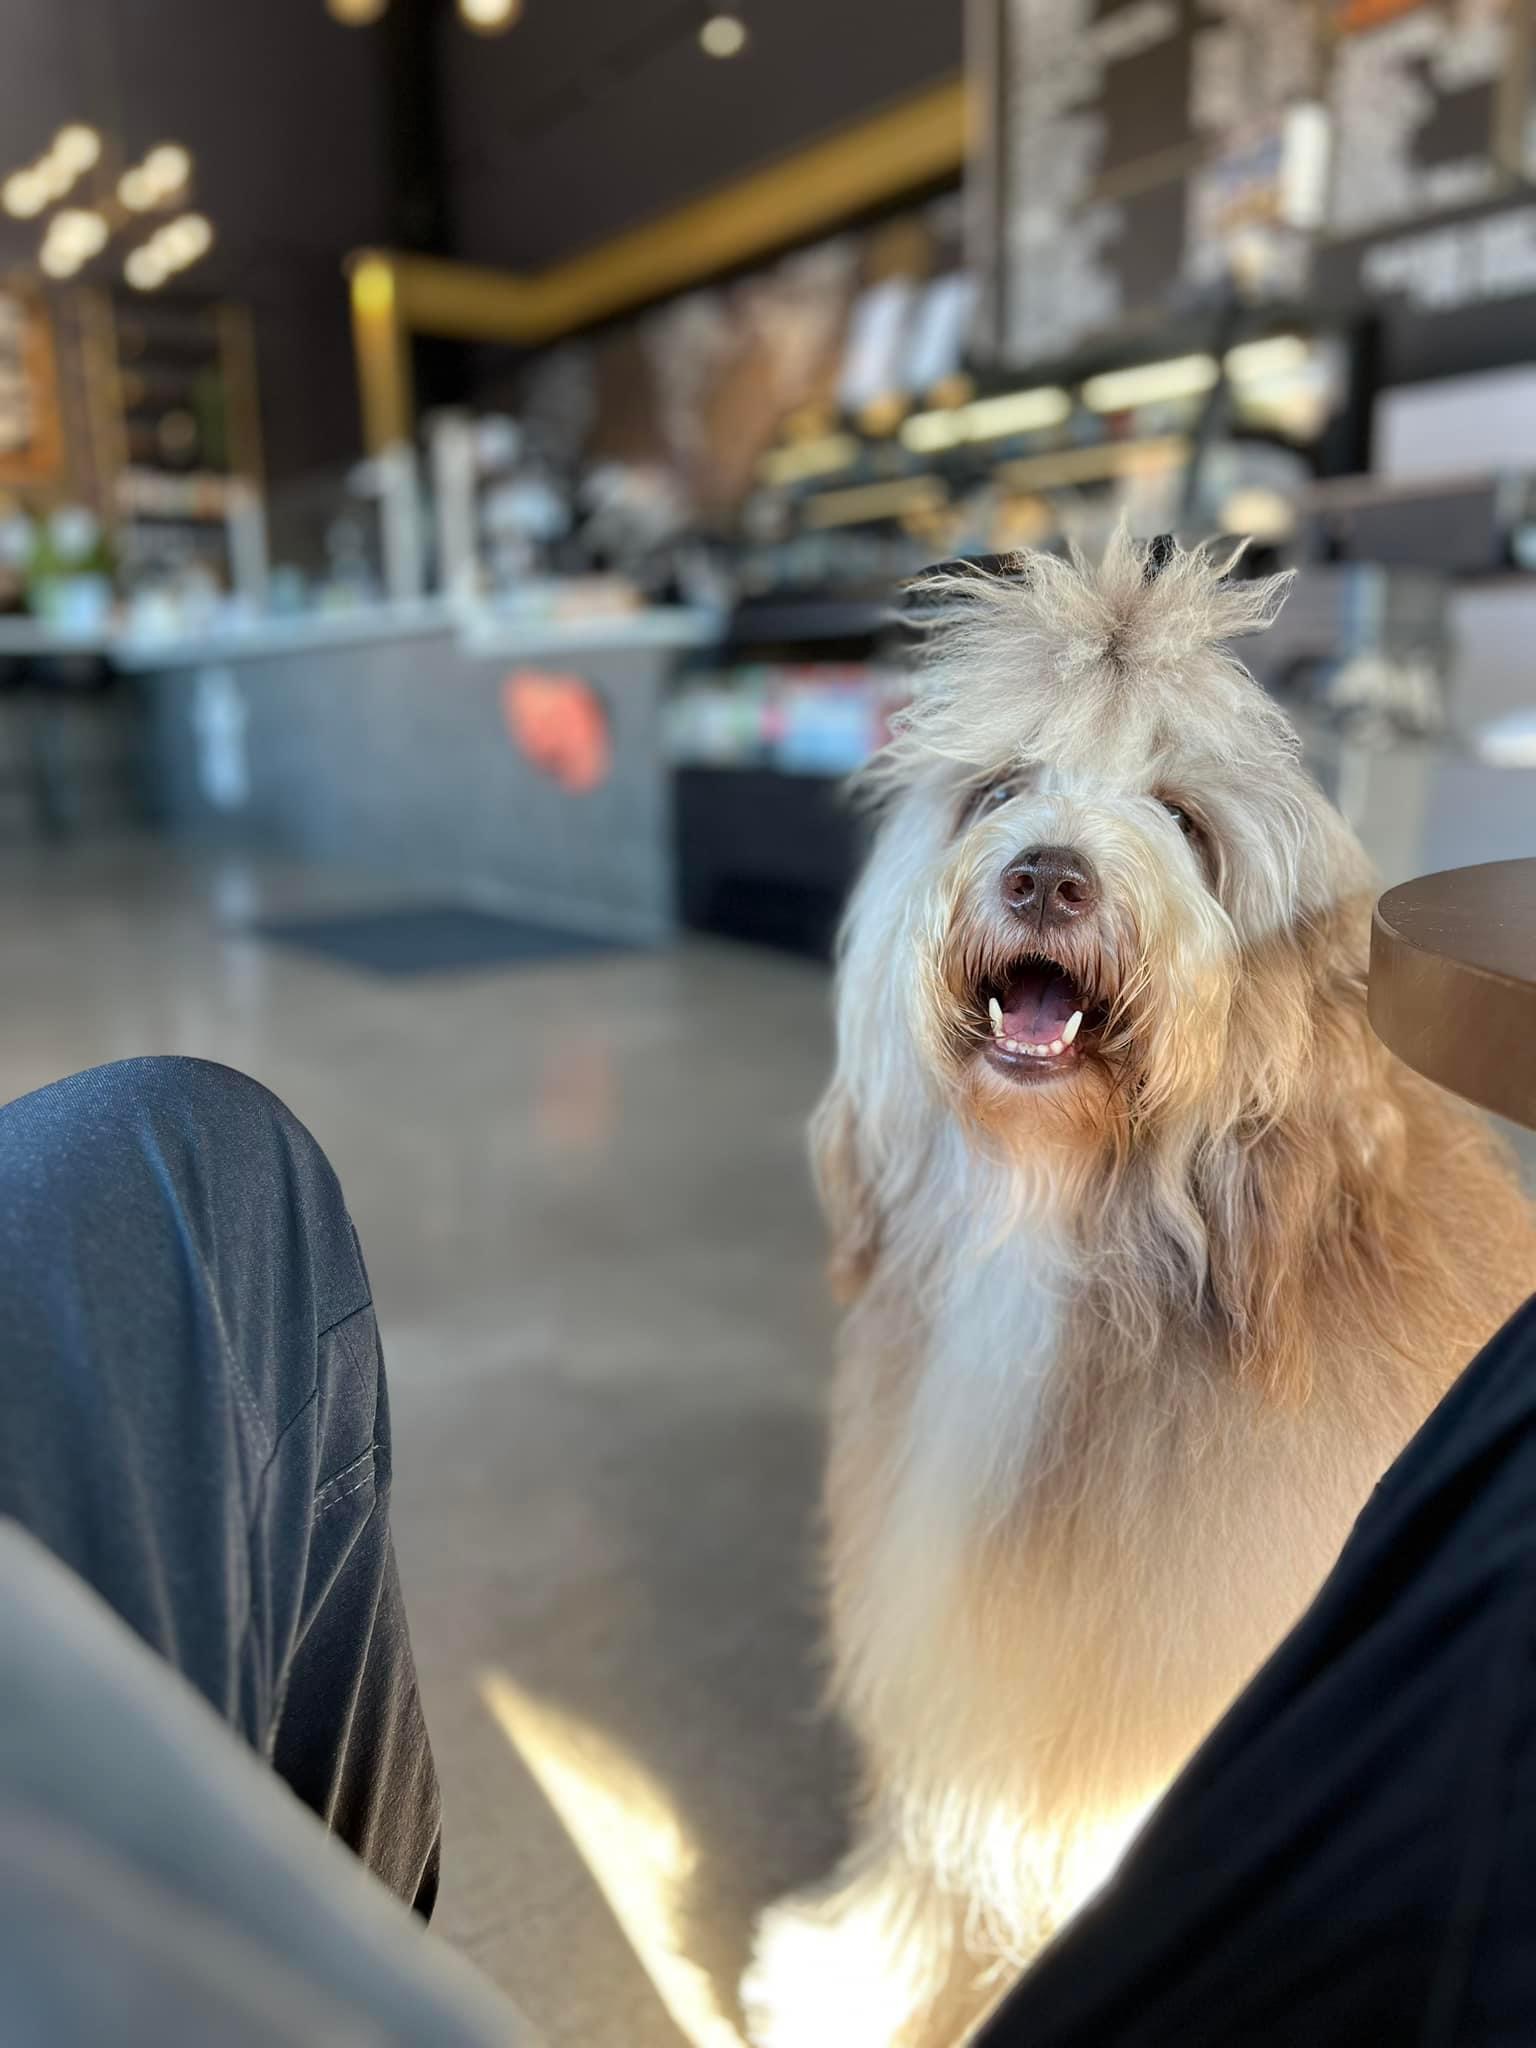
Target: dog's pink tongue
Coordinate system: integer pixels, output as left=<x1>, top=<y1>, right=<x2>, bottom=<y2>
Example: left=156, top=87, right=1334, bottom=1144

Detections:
left=1001, top=963, right=1078, bottom=1042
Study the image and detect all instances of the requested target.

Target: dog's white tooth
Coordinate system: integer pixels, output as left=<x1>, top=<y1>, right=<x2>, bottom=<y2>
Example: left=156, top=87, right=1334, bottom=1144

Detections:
left=988, top=996, right=1003, bottom=1035
left=1006, top=1038, right=1023, bottom=1052
left=1061, top=1010, right=1083, bottom=1046
left=1048, top=1038, right=1064, bottom=1055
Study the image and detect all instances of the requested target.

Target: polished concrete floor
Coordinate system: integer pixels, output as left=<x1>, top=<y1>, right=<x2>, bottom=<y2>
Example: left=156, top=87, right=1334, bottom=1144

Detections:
left=0, top=838, right=852, bottom=2048
left=4, top=841, right=1533, bottom=2048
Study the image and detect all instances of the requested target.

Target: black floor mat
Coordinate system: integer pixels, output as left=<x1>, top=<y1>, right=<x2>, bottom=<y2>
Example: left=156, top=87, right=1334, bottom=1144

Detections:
left=252, top=905, right=630, bottom=978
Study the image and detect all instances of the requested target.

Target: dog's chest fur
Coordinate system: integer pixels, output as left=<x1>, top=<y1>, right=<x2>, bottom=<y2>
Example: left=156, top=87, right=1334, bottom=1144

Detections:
left=852, top=1210, right=1070, bottom=1678
left=907, top=1233, right=1064, bottom=1530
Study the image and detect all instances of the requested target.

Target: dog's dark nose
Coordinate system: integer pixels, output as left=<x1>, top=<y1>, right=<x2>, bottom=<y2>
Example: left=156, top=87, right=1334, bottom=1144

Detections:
left=1000, top=845, right=1098, bottom=927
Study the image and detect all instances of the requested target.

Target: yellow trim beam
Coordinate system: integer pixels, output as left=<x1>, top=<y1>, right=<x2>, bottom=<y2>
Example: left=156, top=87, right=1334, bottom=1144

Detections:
left=348, top=78, right=968, bottom=449
left=350, top=255, right=416, bottom=457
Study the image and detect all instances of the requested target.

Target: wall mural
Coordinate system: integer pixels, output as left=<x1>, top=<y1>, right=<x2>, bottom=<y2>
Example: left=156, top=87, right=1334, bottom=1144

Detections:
left=499, top=194, right=964, bottom=528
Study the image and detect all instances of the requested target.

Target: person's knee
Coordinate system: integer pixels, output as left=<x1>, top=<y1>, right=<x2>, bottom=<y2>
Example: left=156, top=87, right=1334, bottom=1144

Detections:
left=0, top=1056, right=367, bottom=1338
left=65, top=1055, right=298, bottom=1147
left=5, top=1052, right=287, bottom=1137
left=3, top=1056, right=311, bottom=1209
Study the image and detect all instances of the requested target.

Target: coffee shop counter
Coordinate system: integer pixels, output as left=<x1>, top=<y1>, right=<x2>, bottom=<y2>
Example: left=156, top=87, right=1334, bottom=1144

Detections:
left=121, top=604, right=719, bottom=944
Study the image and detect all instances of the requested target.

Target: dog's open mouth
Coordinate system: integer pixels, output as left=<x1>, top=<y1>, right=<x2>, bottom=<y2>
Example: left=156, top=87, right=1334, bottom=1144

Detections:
left=980, top=957, right=1102, bottom=1082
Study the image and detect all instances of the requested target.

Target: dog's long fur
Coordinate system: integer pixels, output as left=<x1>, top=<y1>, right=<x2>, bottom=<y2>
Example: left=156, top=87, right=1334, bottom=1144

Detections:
left=745, top=532, right=1536, bottom=2048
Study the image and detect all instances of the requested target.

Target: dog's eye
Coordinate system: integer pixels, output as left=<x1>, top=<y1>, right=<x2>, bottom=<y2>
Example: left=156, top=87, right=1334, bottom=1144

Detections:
left=1158, top=797, right=1218, bottom=882
left=965, top=779, right=1018, bottom=823
left=958, top=770, right=1034, bottom=831
left=1160, top=799, right=1198, bottom=837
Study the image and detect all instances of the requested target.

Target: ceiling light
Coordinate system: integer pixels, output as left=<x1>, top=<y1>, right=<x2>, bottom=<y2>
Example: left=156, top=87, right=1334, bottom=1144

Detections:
left=125, top=245, right=169, bottom=291
left=143, top=144, right=192, bottom=197
left=900, top=408, right=968, bottom=454
left=458, top=0, right=522, bottom=28
left=2, top=168, right=49, bottom=218
left=49, top=208, right=109, bottom=261
left=40, top=241, right=82, bottom=279
left=901, top=386, right=1073, bottom=454
left=962, top=387, right=1073, bottom=441
left=117, top=166, right=154, bottom=210
left=1224, top=334, right=1310, bottom=383
left=53, top=125, right=102, bottom=174
left=35, top=153, right=75, bottom=201
left=327, top=0, right=389, bottom=19
left=699, top=11, right=748, bottom=57
left=159, top=212, right=213, bottom=267
left=1081, top=354, right=1219, bottom=413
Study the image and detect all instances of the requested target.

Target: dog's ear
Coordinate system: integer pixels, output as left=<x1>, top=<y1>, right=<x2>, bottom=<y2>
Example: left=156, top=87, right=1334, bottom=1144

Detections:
left=1142, top=533, right=1177, bottom=585
left=1195, top=907, right=1393, bottom=1406
left=809, top=1080, right=881, bottom=1303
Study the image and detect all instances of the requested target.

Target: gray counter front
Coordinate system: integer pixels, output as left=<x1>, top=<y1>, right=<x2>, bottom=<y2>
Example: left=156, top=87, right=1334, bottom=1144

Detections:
left=132, top=607, right=717, bottom=944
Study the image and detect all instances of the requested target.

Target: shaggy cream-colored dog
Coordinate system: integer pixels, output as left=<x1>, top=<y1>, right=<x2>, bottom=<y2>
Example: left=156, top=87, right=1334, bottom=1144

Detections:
left=744, top=532, right=1536, bottom=2048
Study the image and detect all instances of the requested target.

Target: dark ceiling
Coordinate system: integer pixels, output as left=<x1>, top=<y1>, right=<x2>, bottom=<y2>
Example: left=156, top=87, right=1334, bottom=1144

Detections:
left=439, top=0, right=963, bottom=270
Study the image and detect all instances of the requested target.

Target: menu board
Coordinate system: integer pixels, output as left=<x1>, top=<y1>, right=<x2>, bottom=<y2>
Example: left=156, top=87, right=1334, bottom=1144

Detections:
left=980, top=0, right=1533, bottom=369
left=1327, top=0, right=1511, bottom=238
left=1184, top=0, right=1318, bottom=293
left=999, top=0, right=1190, bottom=361
left=993, top=0, right=1321, bottom=361
left=1188, top=0, right=1315, bottom=138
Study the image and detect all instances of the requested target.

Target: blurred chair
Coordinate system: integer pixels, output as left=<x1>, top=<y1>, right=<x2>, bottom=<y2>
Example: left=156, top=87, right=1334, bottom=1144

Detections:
left=0, top=646, right=139, bottom=841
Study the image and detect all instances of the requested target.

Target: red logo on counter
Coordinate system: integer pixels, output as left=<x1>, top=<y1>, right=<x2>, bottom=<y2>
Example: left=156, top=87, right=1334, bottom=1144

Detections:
left=501, top=671, right=611, bottom=793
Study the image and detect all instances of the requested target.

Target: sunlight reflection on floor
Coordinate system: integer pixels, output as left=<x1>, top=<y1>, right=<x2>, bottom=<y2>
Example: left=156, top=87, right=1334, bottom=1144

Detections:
left=481, top=1668, right=749, bottom=2048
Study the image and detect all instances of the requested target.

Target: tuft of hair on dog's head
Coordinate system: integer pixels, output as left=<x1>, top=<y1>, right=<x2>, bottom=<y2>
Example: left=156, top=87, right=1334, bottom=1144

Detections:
left=885, top=528, right=1301, bottom=799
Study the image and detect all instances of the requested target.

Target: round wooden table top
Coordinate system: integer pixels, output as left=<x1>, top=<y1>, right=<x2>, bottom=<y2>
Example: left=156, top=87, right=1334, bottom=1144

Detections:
left=1368, top=857, right=1536, bottom=1130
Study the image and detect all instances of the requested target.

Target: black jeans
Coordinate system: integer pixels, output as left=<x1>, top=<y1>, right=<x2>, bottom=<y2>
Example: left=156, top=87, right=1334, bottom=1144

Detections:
left=0, top=1056, right=440, bottom=1915
left=979, top=1286, right=1536, bottom=2046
